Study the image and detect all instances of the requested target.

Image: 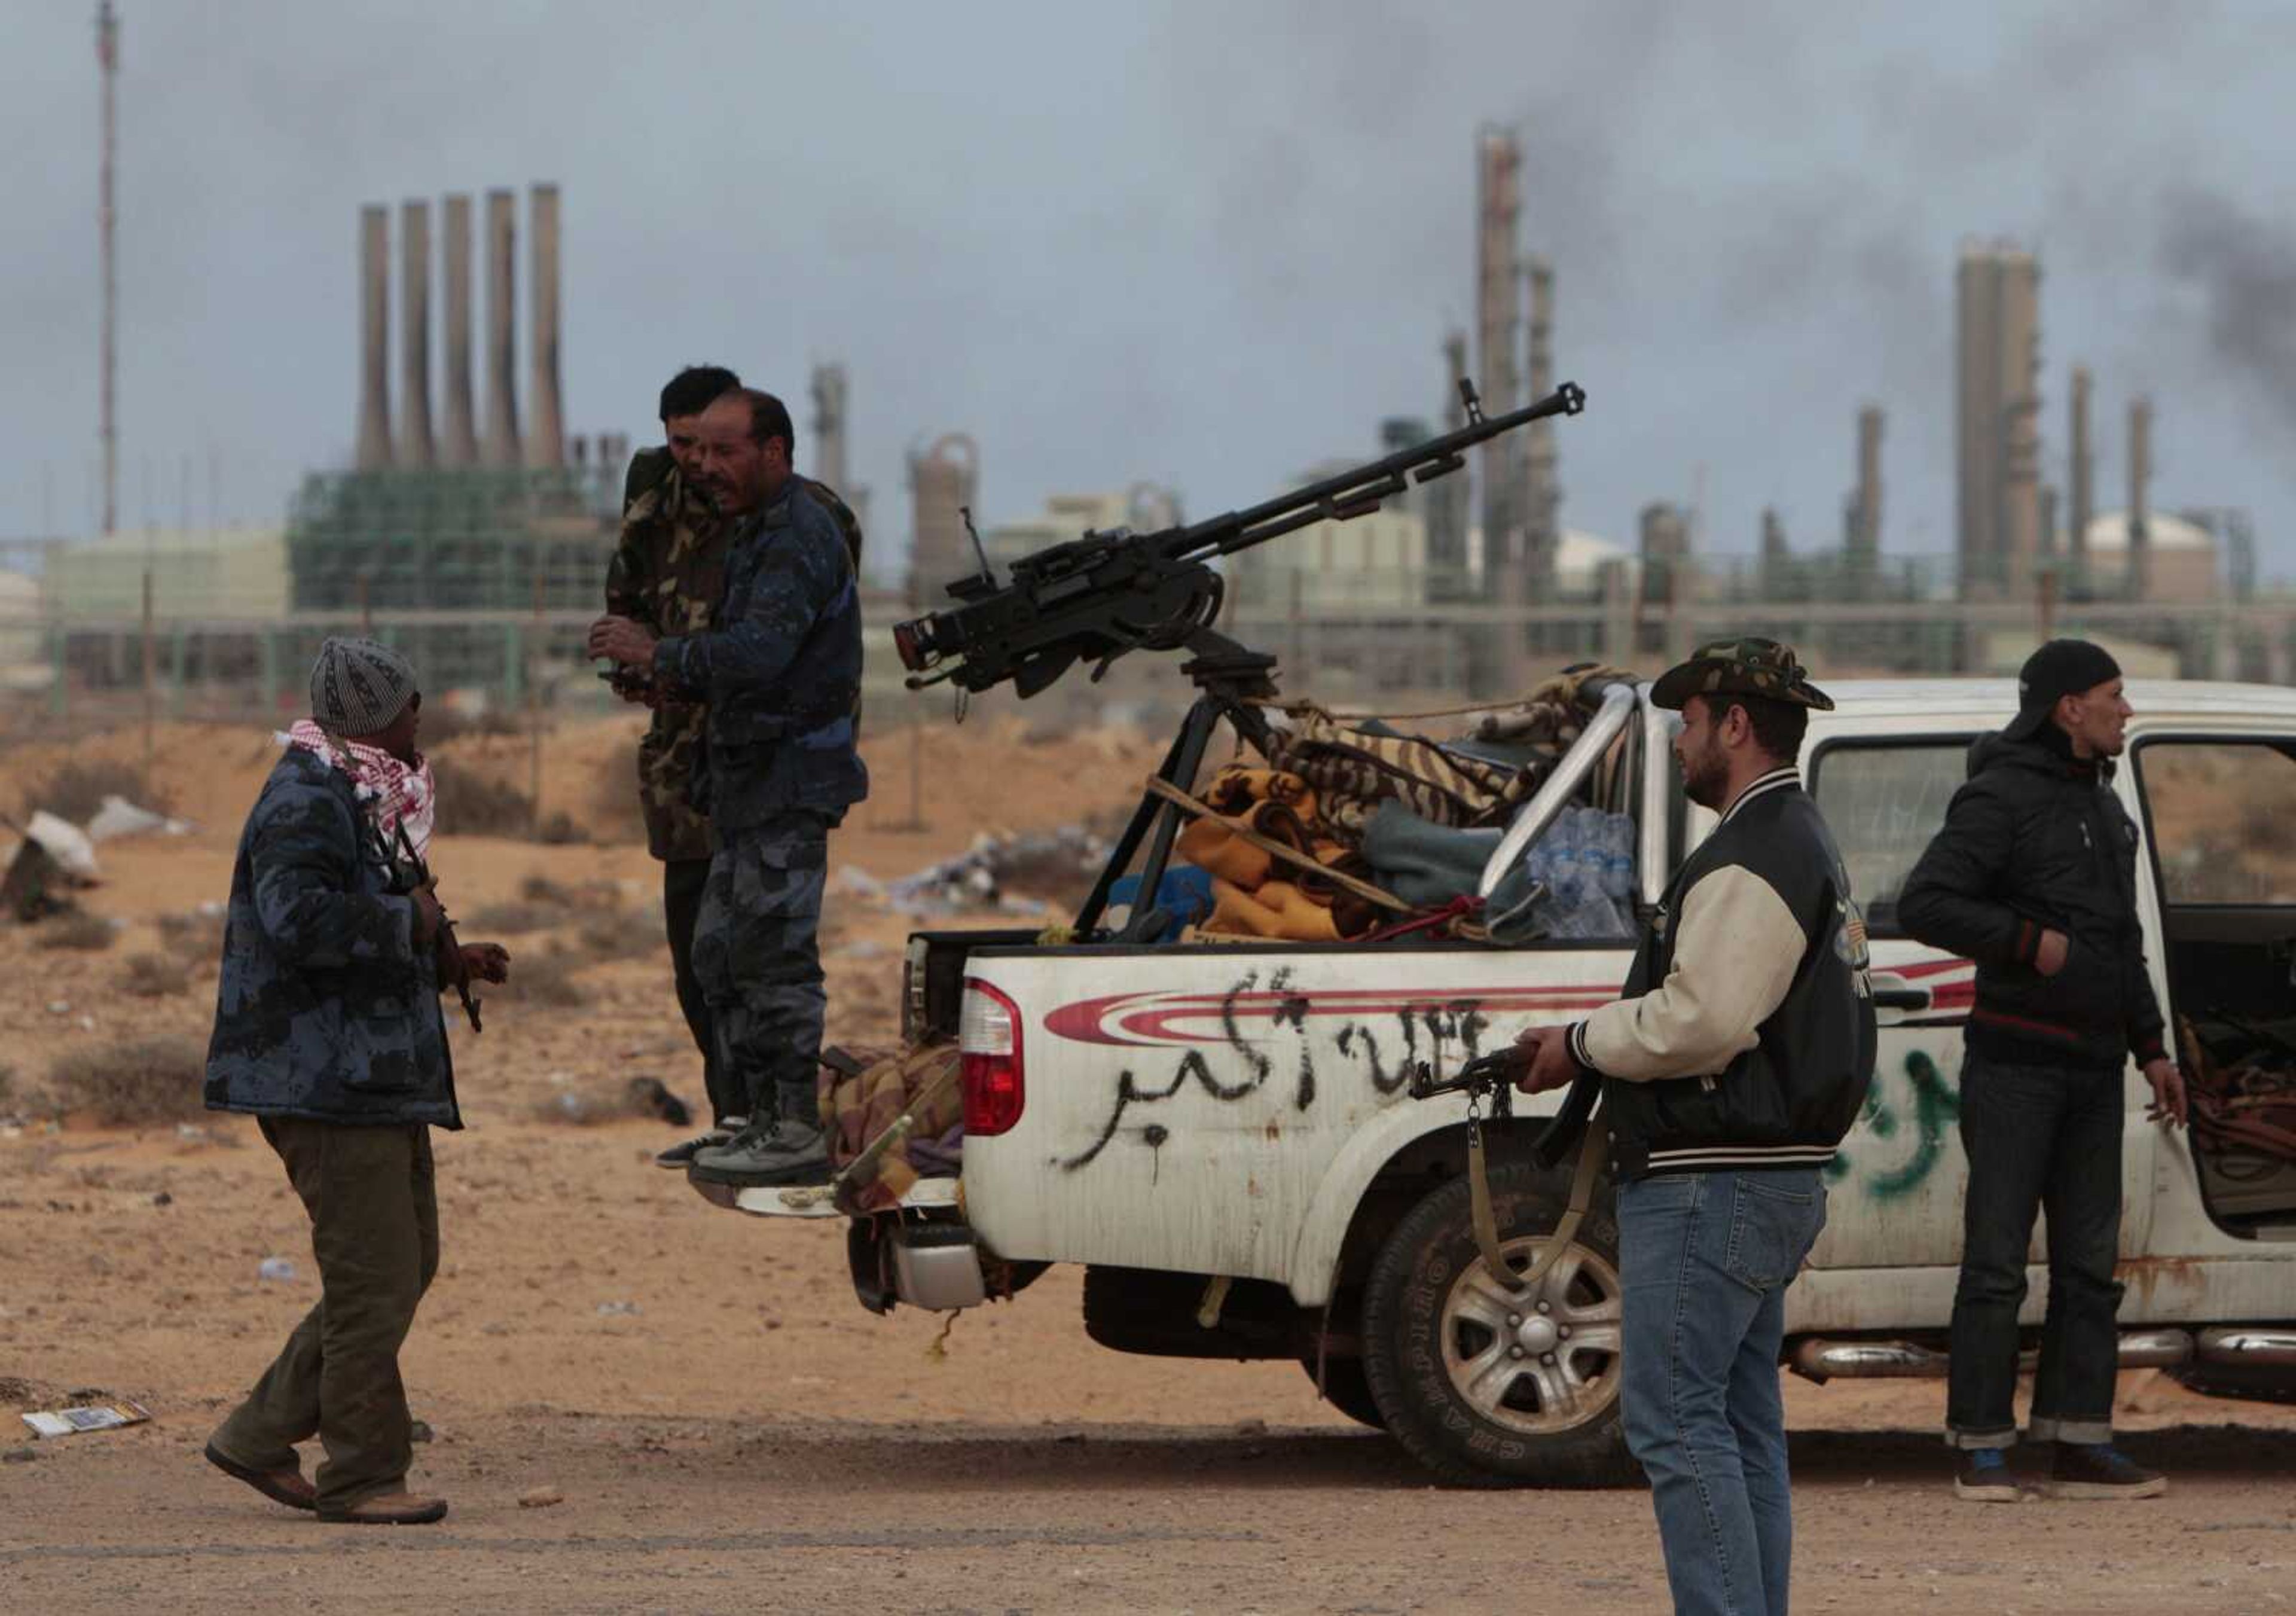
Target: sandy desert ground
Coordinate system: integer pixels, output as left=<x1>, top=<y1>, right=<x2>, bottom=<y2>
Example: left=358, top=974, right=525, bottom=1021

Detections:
left=3, top=714, right=2292, bottom=1615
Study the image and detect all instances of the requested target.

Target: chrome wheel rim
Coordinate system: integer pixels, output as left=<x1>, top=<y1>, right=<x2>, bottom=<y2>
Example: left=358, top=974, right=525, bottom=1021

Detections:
left=1439, top=1236, right=1625, bottom=1435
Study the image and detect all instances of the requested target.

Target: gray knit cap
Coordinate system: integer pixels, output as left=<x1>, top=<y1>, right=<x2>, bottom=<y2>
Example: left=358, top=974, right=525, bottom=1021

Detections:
left=310, top=636, right=418, bottom=736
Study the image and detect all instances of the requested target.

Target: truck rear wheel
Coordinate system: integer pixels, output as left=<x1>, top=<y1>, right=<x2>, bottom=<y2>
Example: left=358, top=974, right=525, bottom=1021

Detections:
left=1361, top=1158, right=1635, bottom=1487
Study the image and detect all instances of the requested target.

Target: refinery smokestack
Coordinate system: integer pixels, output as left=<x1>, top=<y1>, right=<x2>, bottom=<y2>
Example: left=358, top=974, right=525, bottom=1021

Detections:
left=525, top=184, right=564, bottom=468
left=397, top=200, right=435, bottom=468
left=356, top=204, right=393, bottom=471
left=2067, top=365, right=2092, bottom=576
left=811, top=363, right=850, bottom=493
left=1522, top=255, right=1559, bottom=593
left=482, top=188, right=521, bottom=469
left=2127, top=395, right=2152, bottom=600
left=439, top=194, right=478, bottom=467
left=1474, top=126, right=1521, bottom=575
left=1849, top=404, right=1883, bottom=575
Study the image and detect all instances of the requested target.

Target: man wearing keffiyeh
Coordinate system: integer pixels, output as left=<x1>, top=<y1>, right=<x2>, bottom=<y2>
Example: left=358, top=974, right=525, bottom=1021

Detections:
left=202, top=638, right=509, bottom=1527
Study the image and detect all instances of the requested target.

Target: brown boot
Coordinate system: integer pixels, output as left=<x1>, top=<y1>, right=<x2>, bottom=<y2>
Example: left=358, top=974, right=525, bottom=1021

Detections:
left=204, top=1443, right=318, bottom=1512
left=317, top=1490, right=449, bottom=1525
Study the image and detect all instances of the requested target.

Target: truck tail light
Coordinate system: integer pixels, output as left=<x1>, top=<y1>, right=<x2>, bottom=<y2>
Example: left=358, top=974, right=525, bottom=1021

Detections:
left=959, top=977, right=1025, bottom=1136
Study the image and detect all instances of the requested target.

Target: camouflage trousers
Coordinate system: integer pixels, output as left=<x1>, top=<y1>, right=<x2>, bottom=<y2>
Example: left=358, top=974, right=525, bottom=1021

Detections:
left=692, top=811, right=839, bottom=1127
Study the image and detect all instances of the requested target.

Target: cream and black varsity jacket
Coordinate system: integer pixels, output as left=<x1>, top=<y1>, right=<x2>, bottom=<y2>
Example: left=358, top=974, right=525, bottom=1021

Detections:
left=1564, top=766, right=1878, bottom=1179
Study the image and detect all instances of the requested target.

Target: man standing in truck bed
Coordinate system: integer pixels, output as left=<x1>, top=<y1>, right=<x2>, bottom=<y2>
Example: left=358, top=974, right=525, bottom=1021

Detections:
left=1516, top=638, right=1876, bottom=1616
left=606, top=365, right=863, bottom=1170
left=1900, top=638, right=2186, bottom=1503
left=590, top=387, right=866, bottom=1188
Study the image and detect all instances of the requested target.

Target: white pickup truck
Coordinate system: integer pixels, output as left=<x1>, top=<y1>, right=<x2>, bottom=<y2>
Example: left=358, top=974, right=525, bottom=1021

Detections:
left=710, top=678, right=2296, bottom=1486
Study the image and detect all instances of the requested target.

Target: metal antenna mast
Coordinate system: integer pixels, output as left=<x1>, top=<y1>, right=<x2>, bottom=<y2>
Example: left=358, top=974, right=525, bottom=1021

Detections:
left=97, top=1, right=120, bottom=535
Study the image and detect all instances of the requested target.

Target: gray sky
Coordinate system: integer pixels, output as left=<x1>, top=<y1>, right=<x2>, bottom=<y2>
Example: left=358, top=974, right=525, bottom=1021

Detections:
left=8, top=0, right=2296, bottom=584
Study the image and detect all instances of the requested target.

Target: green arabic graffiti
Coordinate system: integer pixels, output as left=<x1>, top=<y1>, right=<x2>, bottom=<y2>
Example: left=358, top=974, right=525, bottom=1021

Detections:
left=1825, top=1050, right=1962, bottom=1199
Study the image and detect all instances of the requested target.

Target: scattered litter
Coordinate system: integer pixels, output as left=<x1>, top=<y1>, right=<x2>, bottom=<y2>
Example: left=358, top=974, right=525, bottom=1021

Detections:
left=409, top=1419, right=434, bottom=1444
left=84, top=795, right=196, bottom=843
left=75, top=1015, right=96, bottom=1033
left=175, top=1123, right=205, bottom=1142
left=832, top=939, right=887, bottom=961
left=21, top=1398, right=152, bottom=1440
left=23, top=812, right=100, bottom=880
left=878, top=828, right=1106, bottom=916
left=46, top=1002, right=69, bottom=1017
left=150, top=1191, right=172, bottom=1208
left=596, top=1301, right=640, bottom=1317
left=3, top=1446, right=34, bottom=1463
left=835, top=865, right=886, bottom=900
left=518, top=1486, right=565, bottom=1508
left=258, top=1257, right=298, bottom=1283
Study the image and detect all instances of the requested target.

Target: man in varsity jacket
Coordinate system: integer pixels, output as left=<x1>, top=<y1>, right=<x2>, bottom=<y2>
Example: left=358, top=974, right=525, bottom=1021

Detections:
left=1515, top=637, right=1877, bottom=1616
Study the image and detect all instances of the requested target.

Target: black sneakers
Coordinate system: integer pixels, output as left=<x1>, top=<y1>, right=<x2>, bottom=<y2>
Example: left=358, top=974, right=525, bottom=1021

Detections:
left=686, top=1118, right=832, bottom=1188
left=654, top=1116, right=744, bottom=1170
left=2047, top=1443, right=2167, bottom=1500
left=1953, top=1447, right=2022, bottom=1502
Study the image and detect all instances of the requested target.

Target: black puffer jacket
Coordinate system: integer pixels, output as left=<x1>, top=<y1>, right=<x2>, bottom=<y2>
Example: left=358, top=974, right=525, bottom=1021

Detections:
left=1898, top=730, right=2167, bottom=1071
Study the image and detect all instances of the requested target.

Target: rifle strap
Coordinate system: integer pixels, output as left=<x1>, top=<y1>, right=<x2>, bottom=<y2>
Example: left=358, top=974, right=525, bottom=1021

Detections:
left=1140, top=775, right=1415, bottom=913
left=1471, top=1099, right=1606, bottom=1297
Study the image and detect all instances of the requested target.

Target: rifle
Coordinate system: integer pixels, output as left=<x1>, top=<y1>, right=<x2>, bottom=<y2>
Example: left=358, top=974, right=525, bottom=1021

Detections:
left=380, top=818, right=484, bottom=1034
left=893, top=380, right=1584, bottom=701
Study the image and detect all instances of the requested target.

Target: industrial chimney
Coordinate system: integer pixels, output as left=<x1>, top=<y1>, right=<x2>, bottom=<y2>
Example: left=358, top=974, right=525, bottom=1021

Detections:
left=1522, top=255, right=1559, bottom=594
left=907, top=434, right=979, bottom=606
left=2127, top=395, right=2152, bottom=600
left=439, top=194, right=478, bottom=468
left=1848, top=404, right=1883, bottom=578
left=811, top=363, right=850, bottom=494
left=356, top=205, right=393, bottom=471
left=397, top=200, right=435, bottom=468
left=2067, top=365, right=2092, bottom=578
left=525, top=184, right=564, bottom=469
left=1474, top=126, right=1522, bottom=575
left=482, top=188, right=521, bottom=469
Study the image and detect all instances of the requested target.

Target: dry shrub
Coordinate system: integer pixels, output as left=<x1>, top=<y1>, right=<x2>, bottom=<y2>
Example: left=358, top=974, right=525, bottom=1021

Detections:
left=35, top=912, right=117, bottom=952
left=530, top=1075, right=694, bottom=1127
left=429, top=755, right=533, bottom=837
left=576, top=913, right=660, bottom=963
left=464, top=901, right=563, bottom=935
left=494, top=950, right=587, bottom=1007
left=520, top=873, right=577, bottom=906
left=48, top=1036, right=209, bottom=1126
left=157, top=909, right=227, bottom=962
left=122, top=952, right=190, bottom=998
left=536, top=811, right=589, bottom=846
left=20, top=758, right=169, bottom=824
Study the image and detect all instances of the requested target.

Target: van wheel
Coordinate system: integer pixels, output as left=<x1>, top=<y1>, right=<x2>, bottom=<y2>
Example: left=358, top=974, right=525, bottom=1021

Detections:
left=1299, top=1354, right=1387, bottom=1429
left=1361, top=1158, right=1635, bottom=1487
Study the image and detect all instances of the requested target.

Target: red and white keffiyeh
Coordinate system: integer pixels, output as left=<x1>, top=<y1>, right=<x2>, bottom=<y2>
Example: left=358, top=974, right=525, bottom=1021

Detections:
left=282, top=718, right=438, bottom=859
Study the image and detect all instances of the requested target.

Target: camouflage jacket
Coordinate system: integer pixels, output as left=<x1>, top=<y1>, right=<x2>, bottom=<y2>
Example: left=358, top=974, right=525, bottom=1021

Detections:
left=653, top=479, right=869, bottom=833
left=204, top=747, right=460, bottom=1129
left=609, top=449, right=865, bottom=861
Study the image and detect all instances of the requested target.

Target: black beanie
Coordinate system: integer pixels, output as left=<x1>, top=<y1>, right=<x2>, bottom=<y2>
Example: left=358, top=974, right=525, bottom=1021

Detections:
left=2002, top=639, right=2122, bottom=741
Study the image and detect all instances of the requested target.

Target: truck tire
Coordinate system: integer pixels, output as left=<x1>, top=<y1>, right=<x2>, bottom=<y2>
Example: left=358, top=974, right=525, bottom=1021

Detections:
left=1361, top=1158, right=1635, bottom=1487
left=1299, top=1355, right=1387, bottom=1429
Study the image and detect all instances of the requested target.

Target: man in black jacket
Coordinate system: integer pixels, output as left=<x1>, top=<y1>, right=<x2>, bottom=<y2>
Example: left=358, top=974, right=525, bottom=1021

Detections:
left=1518, top=638, right=1875, bottom=1616
left=1900, top=638, right=2187, bottom=1503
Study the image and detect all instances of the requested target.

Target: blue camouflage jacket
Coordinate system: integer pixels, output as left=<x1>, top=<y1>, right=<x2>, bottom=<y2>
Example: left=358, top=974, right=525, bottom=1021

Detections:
left=204, top=747, right=461, bottom=1128
left=652, top=478, right=868, bottom=833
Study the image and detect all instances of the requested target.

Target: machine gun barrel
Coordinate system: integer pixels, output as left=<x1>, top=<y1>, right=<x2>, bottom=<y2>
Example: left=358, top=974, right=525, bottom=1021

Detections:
left=1158, top=380, right=1586, bottom=568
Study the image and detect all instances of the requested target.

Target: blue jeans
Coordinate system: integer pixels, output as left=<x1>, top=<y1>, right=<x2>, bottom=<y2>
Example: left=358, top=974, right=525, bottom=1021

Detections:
left=1946, top=1054, right=2126, bottom=1449
left=1619, top=1168, right=1828, bottom=1616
